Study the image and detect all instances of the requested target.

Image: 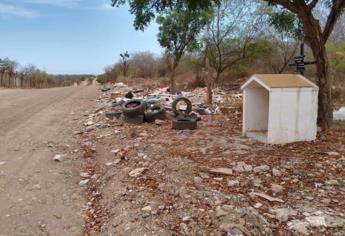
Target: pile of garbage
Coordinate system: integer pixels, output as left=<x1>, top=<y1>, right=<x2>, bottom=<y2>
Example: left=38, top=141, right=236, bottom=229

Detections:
left=100, top=82, right=241, bottom=129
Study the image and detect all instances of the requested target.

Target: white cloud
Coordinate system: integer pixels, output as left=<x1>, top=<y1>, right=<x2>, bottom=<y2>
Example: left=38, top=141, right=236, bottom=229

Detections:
left=22, top=0, right=82, bottom=7
left=101, top=3, right=114, bottom=10
left=0, top=3, right=36, bottom=18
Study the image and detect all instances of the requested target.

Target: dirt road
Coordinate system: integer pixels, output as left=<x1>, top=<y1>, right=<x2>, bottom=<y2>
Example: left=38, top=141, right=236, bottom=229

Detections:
left=0, top=86, right=98, bottom=235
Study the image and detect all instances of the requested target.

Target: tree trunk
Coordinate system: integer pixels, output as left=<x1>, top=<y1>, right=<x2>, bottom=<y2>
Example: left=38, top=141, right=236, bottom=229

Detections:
left=170, top=65, right=177, bottom=94
left=169, top=57, right=180, bottom=94
left=302, top=13, right=333, bottom=130
left=206, top=81, right=213, bottom=104
left=314, top=46, right=332, bottom=130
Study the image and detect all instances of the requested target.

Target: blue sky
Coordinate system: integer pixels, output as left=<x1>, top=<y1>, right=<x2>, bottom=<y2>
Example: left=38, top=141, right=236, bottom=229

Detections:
left=0, top=0, right=162, bottom=74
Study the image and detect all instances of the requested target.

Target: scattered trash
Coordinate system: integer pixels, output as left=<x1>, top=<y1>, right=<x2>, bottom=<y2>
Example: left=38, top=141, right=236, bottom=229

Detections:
left=128, top=168, right=146, bottom=177
left=53, top=154, right=64, bottom=162
left=249, top=192, right=284, bottom=203
left=84, top=121, right=93, bottom=126
left=141, top=205, right=152, bottom=212
left=79, top=179, right=90, bottom=186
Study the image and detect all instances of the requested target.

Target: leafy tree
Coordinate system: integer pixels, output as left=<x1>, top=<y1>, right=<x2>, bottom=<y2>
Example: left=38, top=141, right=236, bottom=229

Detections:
left=266, top=0, right=345, bottom=130
left=111, top=0, right=215, bottom=30
left=0, top=58, right=18, bottom=87
left=156, top=3, right=212, bottom=93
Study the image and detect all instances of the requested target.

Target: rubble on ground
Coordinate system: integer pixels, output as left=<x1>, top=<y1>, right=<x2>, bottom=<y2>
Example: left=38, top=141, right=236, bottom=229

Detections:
left=76, top=82, right=345, bottom=235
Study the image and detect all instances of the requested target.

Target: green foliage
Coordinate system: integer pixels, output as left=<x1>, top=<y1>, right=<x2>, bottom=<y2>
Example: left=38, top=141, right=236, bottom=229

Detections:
left=111, top=0, right=216, bottom=30
left=327, top=40, right=345, bottom=82
left=96, top=75, right=106, bottom=84
left=225, top=38, right=280, bottom=77
left=269, top=9, right=303, bottom=40
left=156, top=3, right=212, bottom=62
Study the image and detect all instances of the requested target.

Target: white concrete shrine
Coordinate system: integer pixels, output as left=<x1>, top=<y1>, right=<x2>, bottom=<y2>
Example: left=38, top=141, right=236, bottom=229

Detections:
left=241, top=74, right=318, bottom=144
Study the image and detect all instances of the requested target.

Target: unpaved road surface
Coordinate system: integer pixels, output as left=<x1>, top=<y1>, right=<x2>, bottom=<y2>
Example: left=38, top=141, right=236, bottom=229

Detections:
left=0, top=86, right=98, bottom=235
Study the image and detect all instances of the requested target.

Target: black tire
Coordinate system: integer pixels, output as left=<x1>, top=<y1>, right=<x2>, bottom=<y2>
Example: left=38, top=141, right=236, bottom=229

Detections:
left=123, top=115, right=144, bottom=124
left=172, top=97, right=192, bottom=117
left=172, top=117, right=197, bottom=130
left=144, top=105, right=166, bottom=123
left=122, top=99, right=145, bottom=118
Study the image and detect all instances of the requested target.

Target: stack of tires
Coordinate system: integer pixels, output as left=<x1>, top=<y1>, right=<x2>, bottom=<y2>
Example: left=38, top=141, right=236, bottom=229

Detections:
left=171, top=97, right=199, bottom=130
left=122, top=99, right=166, bottom=124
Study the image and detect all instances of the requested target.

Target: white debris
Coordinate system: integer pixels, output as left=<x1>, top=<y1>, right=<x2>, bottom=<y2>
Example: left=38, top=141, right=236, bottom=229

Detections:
left=232, top=161, right=252, bottom=172
left=228, top=180, right=240, bottom=187
left=53, top=154, right=64, bottom=162
left=208, top=168, right=233, bottom=176
left=129, top=168, right=145, bottom=177
left=111, top=149, right=121, bottom=154
left=272, top=168, right=282, bottom=177
left=325, top=151, right=340, bottom=156
left=84, top=120, right=93, bottom=126
left=105, top=159, right=121, bottom=166
left=254, top=203, right=263, bottom=209
left=32, top=184, right=41, bottom=190
left=306, top=215, right=326, bottom=227
left=253, top=165, right=270, bottom=173
left=249, top=192, right=284, bottom=203
left=80, top=172, right=90, bottom=178
left=287, top=220, right=309, bottom=236
left=141, top=206, right=152, bottom=212
left=270, top=208, right=297, bottom=222
left=271, top=184, right=284, bottom=194
left=79, top=179, right=90, bottom=186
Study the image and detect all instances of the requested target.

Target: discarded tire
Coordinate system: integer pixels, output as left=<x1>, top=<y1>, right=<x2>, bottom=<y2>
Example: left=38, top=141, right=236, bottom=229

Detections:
left=123, top=115, right=144, bottom=124
left=144, top=105, right=166, bottom=123
left=122, top=99, right=145, bottom=118
left=172, top=97, right=192, bottom=116
left=172, top=117, right=197, bottom=130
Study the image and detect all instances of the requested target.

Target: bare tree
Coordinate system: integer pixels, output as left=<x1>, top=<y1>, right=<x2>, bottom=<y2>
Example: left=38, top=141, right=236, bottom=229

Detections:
left=203, top=0, right=265, bottom=103
left=269, top=31, right=299, bottom=74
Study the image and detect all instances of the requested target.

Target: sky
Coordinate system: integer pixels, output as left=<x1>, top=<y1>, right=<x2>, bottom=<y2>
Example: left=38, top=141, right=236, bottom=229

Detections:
left=0, top=0, right=162, bottom=74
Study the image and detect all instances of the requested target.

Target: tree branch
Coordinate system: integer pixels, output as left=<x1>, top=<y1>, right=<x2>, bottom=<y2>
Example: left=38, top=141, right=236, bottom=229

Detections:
left=308, top=0, right=319, bottom=10
left=323, top=0, right=345, bottom=42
